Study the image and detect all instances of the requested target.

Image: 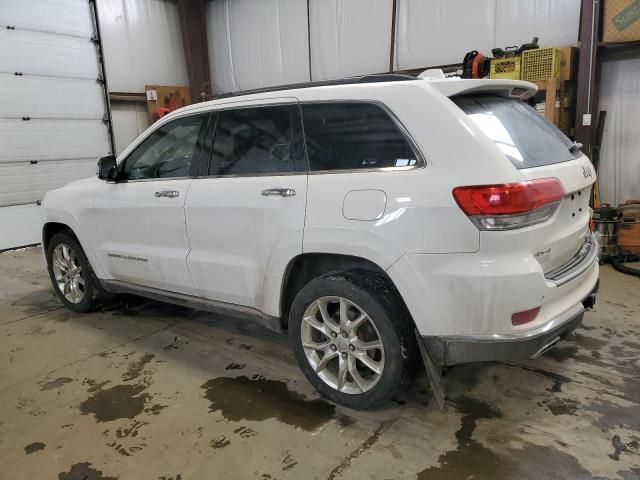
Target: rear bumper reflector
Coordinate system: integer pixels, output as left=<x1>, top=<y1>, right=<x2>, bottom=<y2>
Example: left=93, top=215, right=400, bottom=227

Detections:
left=512, top=306, right=541, bottom=326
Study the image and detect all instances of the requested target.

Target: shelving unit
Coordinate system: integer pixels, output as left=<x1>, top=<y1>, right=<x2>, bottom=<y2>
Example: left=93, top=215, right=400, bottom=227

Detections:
left=575, top=0, right=640, bottom=157
left=533, top=80, right=561, bottom=124
left=532, top=79, right=576, bottom=137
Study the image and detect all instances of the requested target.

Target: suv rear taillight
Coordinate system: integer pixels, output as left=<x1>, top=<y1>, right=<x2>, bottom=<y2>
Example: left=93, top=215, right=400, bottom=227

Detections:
left=452, top=178, right=565, bottom=230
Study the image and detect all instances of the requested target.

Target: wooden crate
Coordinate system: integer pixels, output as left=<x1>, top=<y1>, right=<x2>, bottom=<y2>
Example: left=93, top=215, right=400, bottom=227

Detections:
left=145, top=85, right=192, bottom=124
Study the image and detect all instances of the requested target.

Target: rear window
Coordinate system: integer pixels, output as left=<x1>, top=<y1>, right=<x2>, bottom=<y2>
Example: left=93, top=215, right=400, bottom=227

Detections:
left=302, top=102, right=418, bottom=171
left=452, top=94, right=580, bottom=169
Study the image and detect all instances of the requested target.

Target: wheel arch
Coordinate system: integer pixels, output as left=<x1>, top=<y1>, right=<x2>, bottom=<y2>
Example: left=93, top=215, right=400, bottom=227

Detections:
left=279, top=252, right=412, bottom=330
left=42, top=222, right=77, bottom=252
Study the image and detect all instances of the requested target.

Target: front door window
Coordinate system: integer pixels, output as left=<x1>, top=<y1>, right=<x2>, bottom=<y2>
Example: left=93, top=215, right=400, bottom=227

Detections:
left=122, top=114, right=208, bottom=180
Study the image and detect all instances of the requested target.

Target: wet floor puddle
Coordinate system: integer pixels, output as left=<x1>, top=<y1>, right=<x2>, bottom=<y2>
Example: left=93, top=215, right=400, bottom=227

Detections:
left=78, top=352, right=166, bottom=423
left=417, top=395, right=592, bottom=480
left=200, top=375, right=346, bottom=431
left=58, top=462, right=117, bottom=480
left=40, top=377, right=73, bottom=391
left=24, top=442, right=45, bottom=454
left=79, top=383, right=151, bottom=422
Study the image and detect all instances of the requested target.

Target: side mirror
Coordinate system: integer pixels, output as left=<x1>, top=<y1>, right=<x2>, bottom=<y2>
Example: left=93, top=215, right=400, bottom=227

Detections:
left=97, top=154, right=118, bottom=181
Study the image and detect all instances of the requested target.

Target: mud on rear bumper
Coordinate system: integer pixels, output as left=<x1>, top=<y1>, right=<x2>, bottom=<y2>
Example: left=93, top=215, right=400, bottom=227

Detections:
left=423, top=280, right=599, bottom=366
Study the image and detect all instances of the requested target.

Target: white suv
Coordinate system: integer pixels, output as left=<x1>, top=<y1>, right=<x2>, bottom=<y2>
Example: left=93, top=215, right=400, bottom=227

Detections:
left=42, top=75, right=599, bottom=409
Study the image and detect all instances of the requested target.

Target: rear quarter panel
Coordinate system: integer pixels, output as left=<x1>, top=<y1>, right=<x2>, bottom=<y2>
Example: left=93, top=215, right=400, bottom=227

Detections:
left=300, top=81, right=524, bottom=264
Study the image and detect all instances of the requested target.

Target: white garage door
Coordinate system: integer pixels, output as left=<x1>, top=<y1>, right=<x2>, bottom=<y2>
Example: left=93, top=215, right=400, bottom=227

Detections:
left=0, top=0, right=112, bottom=250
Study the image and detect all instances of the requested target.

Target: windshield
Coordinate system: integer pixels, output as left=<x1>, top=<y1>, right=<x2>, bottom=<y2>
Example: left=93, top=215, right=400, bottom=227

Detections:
left=452, top=94, right=580, bottom=169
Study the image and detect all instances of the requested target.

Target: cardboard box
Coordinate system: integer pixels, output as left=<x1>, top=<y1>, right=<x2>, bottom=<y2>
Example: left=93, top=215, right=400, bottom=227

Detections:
left=559, top=46, right=578, bottom=81
left=603, top=0, right=640, bottom=43
left=145, top=85, right=191, bottom=124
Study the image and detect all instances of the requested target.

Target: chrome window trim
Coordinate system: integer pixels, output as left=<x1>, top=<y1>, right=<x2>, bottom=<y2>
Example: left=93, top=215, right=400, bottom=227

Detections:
left=194, top=171, right=308, bottom=180
left=116, top=98, right=428, bottom=181
left=108, top=176, right=196, bottom=184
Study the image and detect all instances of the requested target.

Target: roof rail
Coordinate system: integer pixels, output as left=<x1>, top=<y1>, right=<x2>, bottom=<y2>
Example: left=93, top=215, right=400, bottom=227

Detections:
left=213, top=74, right=419, bottom=99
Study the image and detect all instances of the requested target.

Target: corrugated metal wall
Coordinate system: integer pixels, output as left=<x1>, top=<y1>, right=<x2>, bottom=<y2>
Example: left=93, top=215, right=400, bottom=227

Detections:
left=206, top=0, right=581, bottom=92
left=598, top=51, right=640, bottom=206
left=204, top=0, right=639, bottom=206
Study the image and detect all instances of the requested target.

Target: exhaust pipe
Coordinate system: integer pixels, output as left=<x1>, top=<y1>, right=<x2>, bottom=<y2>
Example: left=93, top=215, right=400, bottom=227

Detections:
left=582, top=293, right=597, bottom=310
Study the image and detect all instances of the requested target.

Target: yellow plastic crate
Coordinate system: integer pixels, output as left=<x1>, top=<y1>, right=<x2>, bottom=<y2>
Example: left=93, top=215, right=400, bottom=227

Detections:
left=522, top=48, right=561, bottom=81
left=490, top=56, right=521, bottom=80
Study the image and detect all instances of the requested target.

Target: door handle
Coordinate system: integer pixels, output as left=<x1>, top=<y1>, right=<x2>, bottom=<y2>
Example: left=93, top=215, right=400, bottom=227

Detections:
left=262, top=188, right=296, bottom=198
left=155, top=190, right=180, bottom=198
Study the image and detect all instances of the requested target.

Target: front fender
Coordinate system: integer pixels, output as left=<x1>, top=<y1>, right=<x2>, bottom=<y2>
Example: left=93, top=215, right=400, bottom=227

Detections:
left=42, top=178, right=106, bottom=278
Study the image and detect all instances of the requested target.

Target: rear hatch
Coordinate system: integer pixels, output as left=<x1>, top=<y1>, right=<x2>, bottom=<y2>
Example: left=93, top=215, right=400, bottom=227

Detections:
left=452, top=94, right=595, bottom=273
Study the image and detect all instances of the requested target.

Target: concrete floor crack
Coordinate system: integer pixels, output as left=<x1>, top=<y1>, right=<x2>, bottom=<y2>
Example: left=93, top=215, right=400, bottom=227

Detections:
left=326, top=417, right=398, bottom=480
left=1, top=306, right=64, bottom=326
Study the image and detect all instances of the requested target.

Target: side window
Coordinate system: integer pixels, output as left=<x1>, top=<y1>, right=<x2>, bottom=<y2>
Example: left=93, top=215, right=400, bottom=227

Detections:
left=302, top=102, right=418, bottom=171
left=210, top=105, right=304, bottom=176
left=122, top=114, right=207, bottom=180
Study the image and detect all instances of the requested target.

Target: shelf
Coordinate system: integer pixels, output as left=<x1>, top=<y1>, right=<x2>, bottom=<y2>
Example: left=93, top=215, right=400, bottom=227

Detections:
left=109, top=92, right=146, bottom=103
left=597, top=40, right=640, bottom=54
left=532, top=79, right=562, bottom=91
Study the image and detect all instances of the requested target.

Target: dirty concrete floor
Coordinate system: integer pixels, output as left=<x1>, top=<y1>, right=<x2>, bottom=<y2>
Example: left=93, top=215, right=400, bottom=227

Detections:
left=1, top=248, right=639, bottom=480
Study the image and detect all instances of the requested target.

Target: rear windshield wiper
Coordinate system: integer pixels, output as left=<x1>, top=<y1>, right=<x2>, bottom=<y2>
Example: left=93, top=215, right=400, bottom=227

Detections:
left=569, top=142, right=583, bottom=153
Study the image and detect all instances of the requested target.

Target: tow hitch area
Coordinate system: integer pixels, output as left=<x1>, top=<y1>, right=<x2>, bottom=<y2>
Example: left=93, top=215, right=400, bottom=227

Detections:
left=415, top=330, right=446, bottom=409
left=582, top=278, right=600, bottom=310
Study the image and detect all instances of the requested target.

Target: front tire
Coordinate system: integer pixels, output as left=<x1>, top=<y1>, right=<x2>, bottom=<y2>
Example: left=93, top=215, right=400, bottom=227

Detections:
left=46, top=231, right=99, bottom=313
left=289, top=270, right=416, bottom=410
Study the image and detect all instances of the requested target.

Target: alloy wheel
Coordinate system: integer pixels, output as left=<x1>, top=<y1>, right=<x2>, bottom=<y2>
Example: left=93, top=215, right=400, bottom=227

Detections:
left=51, top=243, right=85, bottom=304
left=300, top=296, right=385, bottom=394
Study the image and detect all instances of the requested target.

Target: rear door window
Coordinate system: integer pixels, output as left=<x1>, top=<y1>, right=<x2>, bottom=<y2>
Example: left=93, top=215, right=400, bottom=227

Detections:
left=301, top=102, right=419, bottom=171
left=209, top=104, right=305, bottom=176
left=452, top=94, right=580, bottom=169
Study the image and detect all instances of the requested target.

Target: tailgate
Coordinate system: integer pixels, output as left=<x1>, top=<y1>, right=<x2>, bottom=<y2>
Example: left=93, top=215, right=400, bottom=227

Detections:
left=519, top=156, right=595, bottom=272
left=451, top=93, right=595, bottom=273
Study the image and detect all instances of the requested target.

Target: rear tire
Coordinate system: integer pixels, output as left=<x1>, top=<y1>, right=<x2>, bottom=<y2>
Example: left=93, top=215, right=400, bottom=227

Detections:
left=46, top=231, right=99, bottom=313
left=289, top=270, right=416, bottom=410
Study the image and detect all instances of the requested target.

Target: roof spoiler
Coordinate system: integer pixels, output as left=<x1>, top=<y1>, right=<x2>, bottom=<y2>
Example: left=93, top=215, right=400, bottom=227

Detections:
left=426, top=78, right=538, bottom=100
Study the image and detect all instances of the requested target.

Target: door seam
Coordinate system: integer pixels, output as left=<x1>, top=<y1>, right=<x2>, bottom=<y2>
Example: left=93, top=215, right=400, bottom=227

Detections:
left=183, top=179, right=198, bottom=292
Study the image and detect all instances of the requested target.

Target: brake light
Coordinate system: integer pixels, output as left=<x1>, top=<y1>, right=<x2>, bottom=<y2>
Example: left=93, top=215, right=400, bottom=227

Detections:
left=452, top=178, right=565, bottom=230
left=512, top=306, right=541, bottom=326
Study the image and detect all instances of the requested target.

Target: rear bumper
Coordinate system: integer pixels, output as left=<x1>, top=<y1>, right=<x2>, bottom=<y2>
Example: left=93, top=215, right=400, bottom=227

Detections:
left=424, top=280, right=599, bottom=366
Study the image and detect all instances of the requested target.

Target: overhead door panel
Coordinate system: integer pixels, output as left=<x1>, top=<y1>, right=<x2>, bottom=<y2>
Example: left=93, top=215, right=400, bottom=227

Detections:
left=0, top=0, right=112, bottom=249
left=0, top=159, right=97, bottom=207
left=0, top=204, right=45, bottom=251
left=0, top=119, right=109, bottom=164
left=0, top=74, right=104, bottom=119
left=0, top=0, right=94, bottom=38
left=0, top=29, right=99, bottom=80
